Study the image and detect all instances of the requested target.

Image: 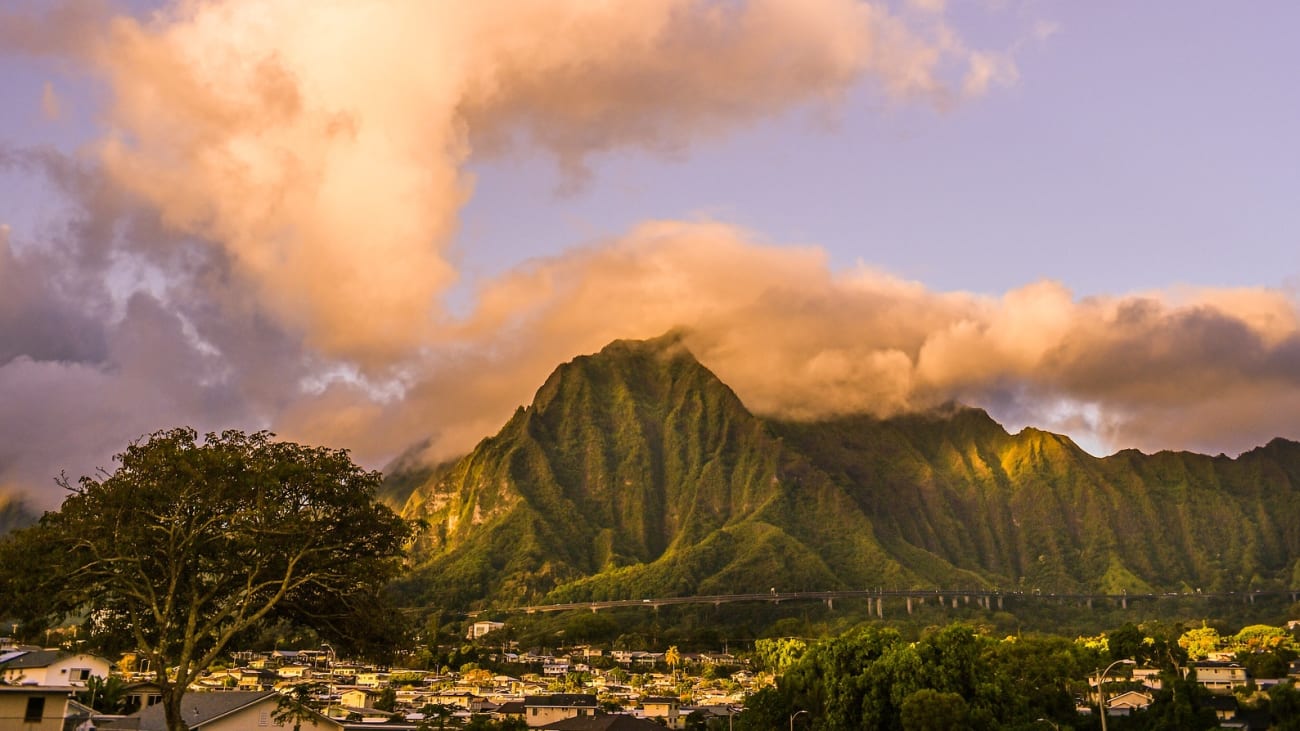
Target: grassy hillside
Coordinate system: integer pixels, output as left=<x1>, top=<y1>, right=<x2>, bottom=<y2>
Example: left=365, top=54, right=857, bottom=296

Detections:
left=390, top=335, right=1300, bottom=610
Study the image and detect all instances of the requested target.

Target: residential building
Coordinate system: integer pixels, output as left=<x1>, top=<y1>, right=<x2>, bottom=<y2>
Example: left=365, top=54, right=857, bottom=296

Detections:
left=105, top=690, right=342, bottom=731
left=1190, top=661, right=1249, bottom=693
left=540, top=716, right=667, bottom=730
left=1106, top=690, right=1153, bottom=716
left=468, top=621, right=506, bottom=640
left=0, top=650, right=112, bottom=686
left=523, top=694, right=599, bottom=728
left=639, top=696, right=681, bottom=728
left=0, top=685, right=74, bottom=731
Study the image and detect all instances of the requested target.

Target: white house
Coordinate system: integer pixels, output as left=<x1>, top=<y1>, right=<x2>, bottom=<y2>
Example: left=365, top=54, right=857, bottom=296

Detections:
left=1190, top=661, right=1249, bottom=693
left=0, top=650, right=112, bottom=686
left=468, top=621, right=506, bottom=640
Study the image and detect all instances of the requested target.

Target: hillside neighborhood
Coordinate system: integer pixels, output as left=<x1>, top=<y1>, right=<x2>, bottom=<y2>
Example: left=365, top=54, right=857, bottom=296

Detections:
left=4, top=627, right=1300, bottom=730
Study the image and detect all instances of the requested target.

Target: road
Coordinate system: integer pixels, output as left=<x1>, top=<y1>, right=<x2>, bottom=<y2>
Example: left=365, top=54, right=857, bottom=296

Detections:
left=471, top=587, right=1300, bottom=616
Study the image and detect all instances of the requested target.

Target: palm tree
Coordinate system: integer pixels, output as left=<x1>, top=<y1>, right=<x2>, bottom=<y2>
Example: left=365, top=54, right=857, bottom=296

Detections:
left=665, top=645, right=681, bottom=676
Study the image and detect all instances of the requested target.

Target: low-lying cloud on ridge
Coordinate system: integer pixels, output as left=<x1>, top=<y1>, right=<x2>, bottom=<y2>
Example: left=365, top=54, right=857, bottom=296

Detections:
left=1, top=0, right=1297, bottom=508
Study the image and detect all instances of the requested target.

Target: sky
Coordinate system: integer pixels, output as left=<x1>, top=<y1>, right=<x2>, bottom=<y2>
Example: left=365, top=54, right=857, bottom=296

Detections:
left=2, top=0, right=1299, bottom=508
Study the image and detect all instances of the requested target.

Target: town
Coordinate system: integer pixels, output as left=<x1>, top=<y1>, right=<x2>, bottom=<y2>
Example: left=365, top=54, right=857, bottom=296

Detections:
left=4, top=617, right=1300, bottom=730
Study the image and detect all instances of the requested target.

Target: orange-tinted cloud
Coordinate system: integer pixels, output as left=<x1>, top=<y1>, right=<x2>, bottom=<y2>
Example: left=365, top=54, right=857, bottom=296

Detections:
left=82, top=0, right=997, bottom=365
left=277, top=222, right=1300, bottom=465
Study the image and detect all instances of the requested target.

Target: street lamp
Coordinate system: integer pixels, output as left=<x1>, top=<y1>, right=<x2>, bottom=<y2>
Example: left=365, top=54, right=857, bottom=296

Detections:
left=1093, top=658, right=1136, bottom=731
left=1034, top=718, right=1060, bottom=730
left=789, top=708, right=810, bottom=731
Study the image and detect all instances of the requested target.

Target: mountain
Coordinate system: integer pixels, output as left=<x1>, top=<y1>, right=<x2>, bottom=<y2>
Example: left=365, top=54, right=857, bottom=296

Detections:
left=0, top=493, right=38, bottom=535
left=390, top=335, right=1300, bottom=609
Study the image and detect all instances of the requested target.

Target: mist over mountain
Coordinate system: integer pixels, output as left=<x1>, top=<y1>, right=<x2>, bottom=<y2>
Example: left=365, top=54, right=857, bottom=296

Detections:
left=384, top=335, right=1300, bottom=609
left=0, top=493, right=38, bottom=535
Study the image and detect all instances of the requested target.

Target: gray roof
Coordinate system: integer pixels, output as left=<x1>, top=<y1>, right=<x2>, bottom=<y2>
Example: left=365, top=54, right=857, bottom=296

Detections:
left=0, top=649, right=65, bottom=669
left=540, top=716, right=667, bottom=731
left=525, top=694, right=598, bottom=708
left=111, top=691, right=294, bottom=731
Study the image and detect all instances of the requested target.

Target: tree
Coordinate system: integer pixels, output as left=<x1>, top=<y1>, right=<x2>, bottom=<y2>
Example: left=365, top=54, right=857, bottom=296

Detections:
left=374, top=687, right=399, bottom=712
left=76, top=674, right=129, bottom=714
left=0, top=428, right=412, bottom=731
left=900, top=688, right=971, bottom=731
left=274, top=682, right=328, bottom=731
left=665, top=645, right=681, bottom=674
left=1178, top=625, right=1222, bottom=660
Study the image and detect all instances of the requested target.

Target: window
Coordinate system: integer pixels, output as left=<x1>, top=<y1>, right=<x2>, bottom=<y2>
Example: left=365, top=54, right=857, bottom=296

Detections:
left=72, top=668, right=91, bottom=682
left=24, top=697, right=45, bottom=723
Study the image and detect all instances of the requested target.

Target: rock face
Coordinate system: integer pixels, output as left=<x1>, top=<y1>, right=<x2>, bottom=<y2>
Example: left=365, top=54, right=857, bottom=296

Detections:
left=387, top=334, right=1300, bottom=609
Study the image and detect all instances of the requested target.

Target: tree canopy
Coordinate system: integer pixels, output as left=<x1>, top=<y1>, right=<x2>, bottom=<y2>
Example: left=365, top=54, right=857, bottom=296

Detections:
left=0, top=428, right=413, bottom=731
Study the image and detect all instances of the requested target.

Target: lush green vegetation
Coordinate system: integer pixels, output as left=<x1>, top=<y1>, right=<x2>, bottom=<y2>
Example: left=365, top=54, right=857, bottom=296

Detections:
left=387, top=334, right=1300, bottom=612
left=734, top=619, right=1300, bottom=731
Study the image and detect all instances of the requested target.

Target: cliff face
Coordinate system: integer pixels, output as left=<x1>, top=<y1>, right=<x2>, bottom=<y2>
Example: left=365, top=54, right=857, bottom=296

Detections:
left=388, top=335, right=1300, bottom=609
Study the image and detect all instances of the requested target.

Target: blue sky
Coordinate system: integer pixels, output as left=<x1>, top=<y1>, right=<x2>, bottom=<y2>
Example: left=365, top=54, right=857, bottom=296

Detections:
left=2, top=0, right=1300, bottom=505
left=456, top=2, right=1299, bottom=297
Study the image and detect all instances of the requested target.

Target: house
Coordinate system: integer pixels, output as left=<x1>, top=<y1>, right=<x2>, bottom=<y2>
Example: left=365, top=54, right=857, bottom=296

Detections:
left=121, top=681, right=165, bottom=714
left=105, top=690, right=343, bottom=731
left=540, top=716, right=667, bottom=730
left=235, top=668, right=281, bottom=691
left=697, top=653, right=738, bottom=666
left=543, top=659, right=571, bottom=676
left=1190, top=661, right=1249, bottom=693
left=1204, top=694, right=1240, bottom=724
left=0, top=685, right=75, bottom=731
left=338, top=688, right=380, bottom=709
left=523, top=694, right=599, bottom=728
left=0, top=650, right=112, bottom=686
left=639, top=696, right=680, bottom=728
left=468, top=621, right=506, bottom=640
left=354, top=670, right=389, bottom=687
left=1132, top=667, right=1163, bottom=691
left=1106, top=690, right=1153, bottom=716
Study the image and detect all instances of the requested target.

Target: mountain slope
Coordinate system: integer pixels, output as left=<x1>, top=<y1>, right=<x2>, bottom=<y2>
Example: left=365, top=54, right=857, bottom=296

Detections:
left=0, top=493, right=38, bottom=535
left=391, top=336, right=1300, bottom=609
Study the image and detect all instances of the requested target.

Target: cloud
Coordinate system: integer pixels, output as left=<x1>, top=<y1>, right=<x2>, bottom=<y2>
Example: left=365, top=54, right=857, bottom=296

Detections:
left=14, top=0, right=1296, bottom=507
left=79, top=0, right=996, bottom=365
left=392, top=222, right=1300, bottom=461
left=40, top=82, right=62, bottom=121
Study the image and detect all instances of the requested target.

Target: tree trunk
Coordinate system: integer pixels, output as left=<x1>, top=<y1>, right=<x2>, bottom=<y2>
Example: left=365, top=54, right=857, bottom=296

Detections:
left=162, top=686, right=190, bottom=731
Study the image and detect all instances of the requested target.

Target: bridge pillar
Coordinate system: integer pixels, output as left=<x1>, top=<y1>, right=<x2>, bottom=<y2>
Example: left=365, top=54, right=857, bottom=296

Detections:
left=963, top=595, right=970, bottom=605
left=1250, top=592, right=1255, bottom=604
left=1087, top=598, right=1092, bottom=610
left=952, top=597, right=959, bottom=609
left=1121, top=596, right=1127, bottom=609
left=591, top=606, right=599, bottom=613
left=877, top=597, right=883, bottom=618
left=825, top=598, right=834, bottom=611
left=906, top=597, right=913, bottom=615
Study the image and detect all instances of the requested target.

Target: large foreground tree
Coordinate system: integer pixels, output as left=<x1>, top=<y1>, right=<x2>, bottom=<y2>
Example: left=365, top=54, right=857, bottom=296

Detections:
left=0, top=428, right=413, bottom=731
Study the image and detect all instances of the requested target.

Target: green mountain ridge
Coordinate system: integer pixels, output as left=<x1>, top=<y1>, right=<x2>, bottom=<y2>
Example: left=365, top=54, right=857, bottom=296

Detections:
left=391, top=335, right=1300, bottom=610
